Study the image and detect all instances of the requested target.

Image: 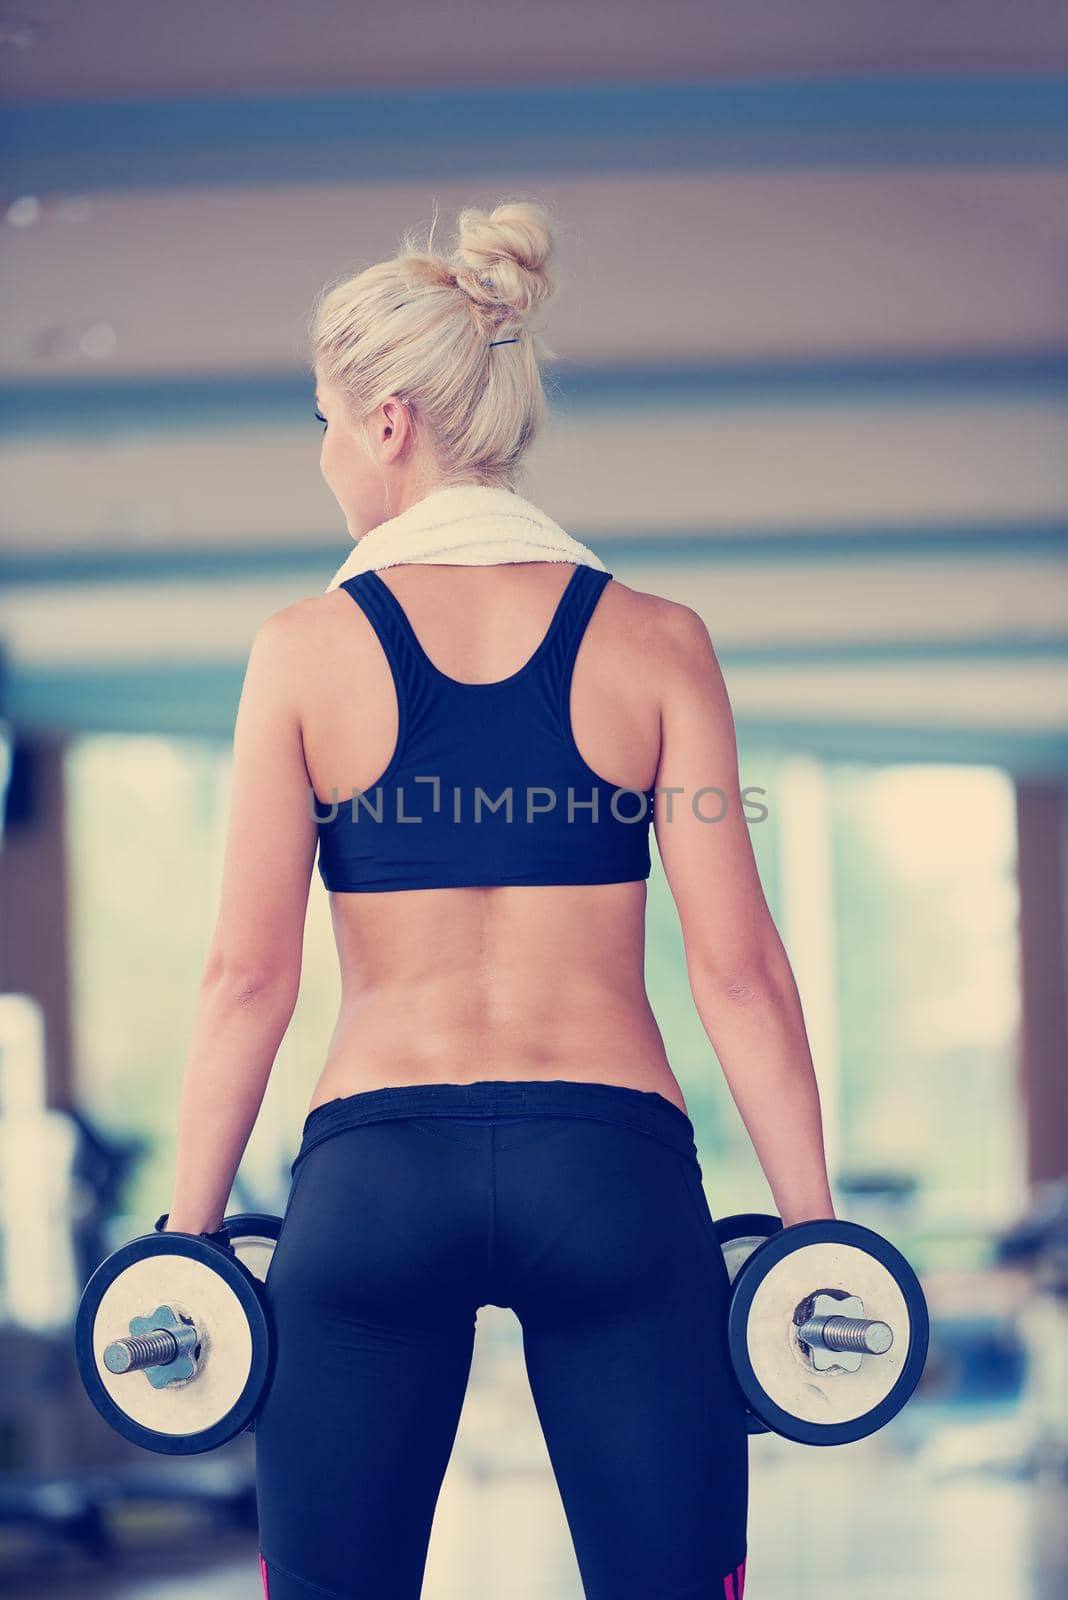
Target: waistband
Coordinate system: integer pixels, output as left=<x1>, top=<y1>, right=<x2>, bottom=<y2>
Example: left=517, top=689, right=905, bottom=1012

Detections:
left=291, top=1078, right=699, bottom=1175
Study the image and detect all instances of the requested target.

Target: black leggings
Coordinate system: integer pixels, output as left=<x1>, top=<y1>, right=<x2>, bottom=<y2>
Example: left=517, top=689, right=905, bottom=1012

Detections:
left=254, top=1079, right=749, bottom=1600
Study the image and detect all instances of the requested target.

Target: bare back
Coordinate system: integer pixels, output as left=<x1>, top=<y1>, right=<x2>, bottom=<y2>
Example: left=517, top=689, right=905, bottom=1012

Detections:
left=296, top=562, right=690, bottom=1115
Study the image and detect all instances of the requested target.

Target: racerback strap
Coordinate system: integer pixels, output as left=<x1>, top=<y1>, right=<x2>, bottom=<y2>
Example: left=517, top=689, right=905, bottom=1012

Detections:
left=340, top=565, right=613, bottom=696
left=551, top=566, right=613, bottom=676
left=339, top=571, right=426, bottom=685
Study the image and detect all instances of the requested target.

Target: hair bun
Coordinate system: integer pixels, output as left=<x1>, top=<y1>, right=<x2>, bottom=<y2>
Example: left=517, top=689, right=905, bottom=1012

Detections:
left=452, top=199, right=556, bottom=327
left=310, top=196, right=559, bottom=489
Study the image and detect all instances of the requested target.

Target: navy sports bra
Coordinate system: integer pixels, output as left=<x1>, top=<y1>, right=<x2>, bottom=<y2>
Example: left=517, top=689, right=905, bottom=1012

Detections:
left=313, top=564, right=656, bottom=892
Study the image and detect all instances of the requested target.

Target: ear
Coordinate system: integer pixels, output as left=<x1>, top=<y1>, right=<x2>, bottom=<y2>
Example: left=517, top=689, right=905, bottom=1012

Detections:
left=380, top=396, right=413, bottom=453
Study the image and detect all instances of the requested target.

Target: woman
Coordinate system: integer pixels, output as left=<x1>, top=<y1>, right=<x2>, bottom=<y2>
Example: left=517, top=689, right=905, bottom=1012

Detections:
left=163, top=200, right=835, bottom=1600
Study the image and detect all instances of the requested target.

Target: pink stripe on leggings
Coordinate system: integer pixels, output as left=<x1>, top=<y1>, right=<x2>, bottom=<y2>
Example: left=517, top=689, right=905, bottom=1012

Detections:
left=259, top=1553, right=269, bottom=1598
left=723, top=1554, right=747, bottom=1599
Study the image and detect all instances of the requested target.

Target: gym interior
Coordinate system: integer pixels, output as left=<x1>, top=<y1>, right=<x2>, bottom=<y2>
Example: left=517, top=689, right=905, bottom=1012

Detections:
left=1, top=5, right=1067, bottom=1597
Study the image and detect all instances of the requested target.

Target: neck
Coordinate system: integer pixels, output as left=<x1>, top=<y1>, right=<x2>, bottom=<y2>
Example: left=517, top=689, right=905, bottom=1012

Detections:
left=382, top=477, right=499, bottom=526
left=377, top=473, right=508, bottom=524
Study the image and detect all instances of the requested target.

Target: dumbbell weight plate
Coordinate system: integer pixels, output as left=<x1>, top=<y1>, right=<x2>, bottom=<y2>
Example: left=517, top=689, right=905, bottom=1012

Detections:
left=715, top=1213, right=783, bottom=1285
left=713, top=1214, right=783, bottom=1436
left=223, top=1213, right=282, bottom=1283
left=221, top=1213, right=283, bottom=1439
left=75, top=1231, right=272, bottom=1456
left=726, top=1218, right=929, bottom=1446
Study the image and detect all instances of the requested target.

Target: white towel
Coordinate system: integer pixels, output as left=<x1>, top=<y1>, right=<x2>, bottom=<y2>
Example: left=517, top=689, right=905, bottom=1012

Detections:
left=325, top=482, right=608, bottom=590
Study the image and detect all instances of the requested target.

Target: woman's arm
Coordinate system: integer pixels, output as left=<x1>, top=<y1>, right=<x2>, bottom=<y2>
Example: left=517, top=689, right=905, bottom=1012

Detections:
left=652, top=604, right=836, bottom=1227
left=164, top=606, right=319, bottom=1234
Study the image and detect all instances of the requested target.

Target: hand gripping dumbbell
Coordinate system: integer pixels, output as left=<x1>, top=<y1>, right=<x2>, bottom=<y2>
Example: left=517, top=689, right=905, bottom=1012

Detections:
left=74, top=1214, right=283, bottom=1455
left=715, top=1214, right=930, bottom=1445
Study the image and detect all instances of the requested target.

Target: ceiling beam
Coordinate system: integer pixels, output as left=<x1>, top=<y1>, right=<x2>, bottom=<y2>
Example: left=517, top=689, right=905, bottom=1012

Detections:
left=4, top=74, right=1068, bottom=196
left=2, top=350, right=1066, bottom=441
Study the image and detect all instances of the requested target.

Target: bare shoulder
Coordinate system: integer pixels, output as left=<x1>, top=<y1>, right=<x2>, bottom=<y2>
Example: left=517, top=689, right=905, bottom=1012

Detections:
left=604, top=575, right=714, bottom=675
left=251, top=590, right=354, bottom=662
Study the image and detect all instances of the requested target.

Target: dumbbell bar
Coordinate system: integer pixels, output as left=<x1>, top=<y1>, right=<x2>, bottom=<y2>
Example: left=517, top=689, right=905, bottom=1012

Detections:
left=103, top=1304, right=199, bottom=1379
left=797, top=1311, right=893, bottom=1358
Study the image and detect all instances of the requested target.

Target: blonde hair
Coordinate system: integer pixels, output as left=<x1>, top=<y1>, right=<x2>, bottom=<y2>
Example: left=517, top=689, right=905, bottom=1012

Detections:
left=307, top=198, right=559, bottom=491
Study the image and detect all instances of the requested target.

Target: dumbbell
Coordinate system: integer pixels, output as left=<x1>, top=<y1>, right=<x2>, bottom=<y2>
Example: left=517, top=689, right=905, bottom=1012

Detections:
left=75, top=1214, right=282, bottom=1455
left=715, top=1214, right=929, bottom=1446
left=78, top=1209, right=928, bottom=1457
